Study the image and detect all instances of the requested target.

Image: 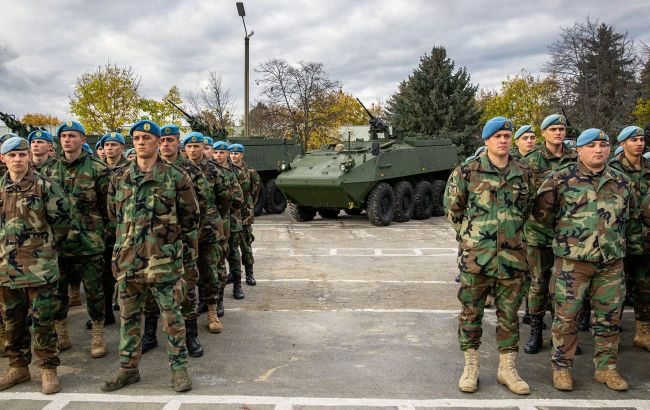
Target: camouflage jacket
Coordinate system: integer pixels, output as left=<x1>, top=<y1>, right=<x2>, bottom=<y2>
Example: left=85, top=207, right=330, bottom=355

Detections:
left=0, top=163, right=6, bottom=177
left=32, top=156, right=56, bottom=173
left=106, top=156, right=130, bottom=171
left=0, top=168, right=73, bottom=288
left=229, top=163, right=248, bottom=233
left=245, top=163, right=262, bottom=225
left=444, top=154, right=534, bottom=278
left=509, top=148, right=522, bottom=161
left=42, top=150, right=111, bottom=256
left=196, top=157, right=227, bottom=243
left=609, top=153, right=650, bottom=255
left=215, top=162, right=243, bottom=238
left=520, top=142, right=578, bottom=192
left=107, top=157, right=200, bottom=283
left=528, top=160, right=632, bottom=263
left=167, top=156, right=210, bottom=241
left=104, top=157, right=131, bottom=247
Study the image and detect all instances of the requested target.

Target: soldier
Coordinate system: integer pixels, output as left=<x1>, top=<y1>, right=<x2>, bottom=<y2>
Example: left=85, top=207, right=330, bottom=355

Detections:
left=102, top=120, right=198, bottom=392
left=610, top=126, right=650, bottom=352
left=511, top=125, right=536, bottom=160
left=27, top=130, right=56, bottom=171
left=95, top=141, right=106, bottom=162
left=213, top=141, right=244, bottom=308
left=0, top=136, right=73, bottom=394
left=228, top=144, right=261, bottom=292
left=0, top=133, right=17, bottom=177
left=530, top=128, right=631, bottom=391
left=203, top=136, right=214, bottom=159
left=520, top=114, right=578, bottom=354
left=125, top=148, right=136, bottom=161
left=183, top=132, right=227, bottom=333
left=42, top=120, right=111, bottom=358
left=102, top=132, right=129, bottom=170
left=445, top=116, right=532, bottom=395
left=0, top=133, right=12, bottom=354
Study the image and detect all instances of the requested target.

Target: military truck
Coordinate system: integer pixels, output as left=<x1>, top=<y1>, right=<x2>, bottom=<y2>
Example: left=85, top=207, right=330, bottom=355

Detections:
left=275, top=100, right=458, bottom=226
left=167, top=100, right=301, bottom=215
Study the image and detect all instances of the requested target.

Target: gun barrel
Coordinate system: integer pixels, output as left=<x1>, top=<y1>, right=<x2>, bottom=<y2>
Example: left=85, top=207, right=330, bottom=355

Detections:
left=166, top=99, right=194, bottom=120
left=355, top=98, right=375, bottom=119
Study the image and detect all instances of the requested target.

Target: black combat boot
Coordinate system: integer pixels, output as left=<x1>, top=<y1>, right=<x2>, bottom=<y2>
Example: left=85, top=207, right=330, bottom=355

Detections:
left=522, top=299, right=531, bottom=325
left=226, top=272, right=234, bottom=285
left=185, top=319, right=204, bottom=357
left=217, top=288, right=225, bottom=318
left=197, top=286, right=208, bottom=314
left=245, top=265, right=256, bottom=286
left=142, top=314, right=159, bottom=354
left=523, top=313, right=544, bottom=354
left=232, top=275, right=245, bottom=300
left=578, top=297, right=591, bottom=331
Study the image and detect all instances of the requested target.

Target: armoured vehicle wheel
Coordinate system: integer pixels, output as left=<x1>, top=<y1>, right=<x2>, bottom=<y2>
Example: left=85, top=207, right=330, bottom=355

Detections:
left=393, top=181, right=415, bottom=222
left=264, top=179, right=287, bottom=214
left=431, top=180, right=446, bottom=217
left=413, top=181, right=434, bottom=220
left=254, top=187, right=266, bottom=216
left=366, top=182, right=395, bottom=226
left=318, top=209, right=339, bottom=219
left=289, top=202, right=317, bottom=222
left=344, top=208, right=363, bottom=216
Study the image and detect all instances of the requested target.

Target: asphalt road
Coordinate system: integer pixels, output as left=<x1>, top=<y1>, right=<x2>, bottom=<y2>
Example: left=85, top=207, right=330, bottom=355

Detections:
left=1, top=212, right=649, bottom=409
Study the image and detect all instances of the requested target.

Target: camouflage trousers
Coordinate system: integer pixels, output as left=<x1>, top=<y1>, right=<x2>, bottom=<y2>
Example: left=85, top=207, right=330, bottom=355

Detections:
left=0, top=284, right=59, bottom=369
left=227, top=230, right=243, bottom=277
left=526, top=246, right=555, bottom=315
left=624, top=254, right=650, bottom=322
left=217, top=238, right=229, bottom=289
left=457, top=271, right=529, bottom=352
left=118, top=278, right=188, bottom=370
left=241, top=224, right=255, bottom=267
left=103, top=245, right=117, bottom=312
left=55, top=254, right=105, bottom=322
left=198, top=241, right=221, bottom=306
left=550, top=257, right=624, bottom=370
left=145, top=263, right=198, bottom=320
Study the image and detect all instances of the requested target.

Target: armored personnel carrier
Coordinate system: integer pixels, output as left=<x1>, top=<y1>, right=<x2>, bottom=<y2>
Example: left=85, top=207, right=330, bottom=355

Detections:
left=275, top=100, right=458, bottom=226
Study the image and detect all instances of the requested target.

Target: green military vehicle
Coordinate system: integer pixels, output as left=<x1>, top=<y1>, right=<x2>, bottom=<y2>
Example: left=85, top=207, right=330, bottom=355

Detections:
left=275, top=100, right=458, bottom=226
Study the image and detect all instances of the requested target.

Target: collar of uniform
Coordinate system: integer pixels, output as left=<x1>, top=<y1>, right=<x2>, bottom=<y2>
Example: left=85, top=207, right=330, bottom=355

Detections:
left=617, top=152, right=650, bottom=174
left=61, top=149, right=88, bottom=166
left=129, top=155, right=167, bottom=183
left=539, top=142, right=577, bottom=160
left=477, top=152, right=522, bottom=179
left=4, top=167, right=35, bottom=191
left=576, top=159, right=614, bottom=181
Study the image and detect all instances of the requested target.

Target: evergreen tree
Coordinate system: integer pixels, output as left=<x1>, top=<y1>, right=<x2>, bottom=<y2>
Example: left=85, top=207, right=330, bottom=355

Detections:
left=386, top=46, right=483, bottom=160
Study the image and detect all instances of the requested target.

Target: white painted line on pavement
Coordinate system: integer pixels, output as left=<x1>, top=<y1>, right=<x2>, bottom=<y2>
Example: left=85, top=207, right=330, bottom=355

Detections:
left=255, top=278, right=457, bottom=285
left=0, top=393, right=649, bottom=409
left=252, top=247, right=457, bottom=257
left=41, top=399, right=70, bottom=410
left=227, top=308, right=461, bottom=313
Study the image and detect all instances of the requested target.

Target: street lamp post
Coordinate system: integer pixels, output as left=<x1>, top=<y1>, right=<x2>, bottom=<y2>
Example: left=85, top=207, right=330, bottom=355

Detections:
left=236, top=2, right=253, bottom=138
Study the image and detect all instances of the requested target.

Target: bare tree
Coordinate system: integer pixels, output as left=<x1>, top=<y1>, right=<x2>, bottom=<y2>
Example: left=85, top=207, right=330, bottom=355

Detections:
left=201, top=72, right=235, bottom=129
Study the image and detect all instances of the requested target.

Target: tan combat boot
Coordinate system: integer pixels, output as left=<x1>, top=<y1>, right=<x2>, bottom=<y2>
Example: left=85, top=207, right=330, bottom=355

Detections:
left=595, top=369, right=628, bottom=391
left=172, top=368, right=192, bottom=392
left=458, top=348, right=479, bottom=393
left=102, top=368, right=140, bottom=392
left=0, top=366, right=31, bottom=391
left=0, top=321, right=6, bottom=358
left=54, top=319, right=72, bottom=350
left=68, top=283, right=82, bottom=306
left=633, top=321, right=650, bottom=351
left=207, top=305, right=223, bottom=334
left=90, top=321, right=107, bottom=358
left=41, top=368, right=60, bottom=394
left=497, top=351, right=530, bottom=395
left=553, top=368, right=573, bottom=391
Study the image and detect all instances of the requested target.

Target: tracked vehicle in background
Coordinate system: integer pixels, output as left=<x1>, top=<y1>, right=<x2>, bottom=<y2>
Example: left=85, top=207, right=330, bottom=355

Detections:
left=275, top=100, right=458, bottom=226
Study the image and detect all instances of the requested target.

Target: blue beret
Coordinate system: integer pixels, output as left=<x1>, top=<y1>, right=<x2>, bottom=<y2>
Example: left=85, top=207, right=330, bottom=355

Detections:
left=181, top=132, right=204, bottom=147
left=161, top=124, right=181, bottom=137
left=82, top=143, right=94, bottom=155
left=617, top=125, right=644, bottom=142
left=204, top=136, right=214, bottom=146
left=644, top=152, right=650, bottom=160
left=213, top=140, right=229, bottom=150
left=229, top=143, right=245, bottom=152
left=614, top=146, right=624, bottom=156
left=541, top=114, right=566, bottom=130
left=1, top=133, right=18, bottom=144
left=102, top=132, right=125, bottom=146
left=482, top=116, right=513, bottom=140
left=95, top=140, right=103, bottom=150
left=0, top=136, right=29, bottom=154
left=129, top=120, right=160, bottom=137
left=576, top=128, right=609, bottom=147
left=125, top=148, right=136, bottom=157
left=473, top=146, right=486, bottom=157
left=57, top=120, right=86, bottom=138
left=514, top=125, right=533, bottom=140
left=27, top=130, right=53, bottom=143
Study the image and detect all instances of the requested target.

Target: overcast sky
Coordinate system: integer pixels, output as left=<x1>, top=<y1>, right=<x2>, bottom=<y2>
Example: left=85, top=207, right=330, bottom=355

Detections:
left=1, top=0, right=649, bottom=124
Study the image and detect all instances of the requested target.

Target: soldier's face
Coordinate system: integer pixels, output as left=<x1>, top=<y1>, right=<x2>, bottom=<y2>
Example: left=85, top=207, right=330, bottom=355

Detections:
left=59, top=131, right=86, bottom=154
left=212, top=151, right=219, bottom=161
left=578, top=140, right=611, bottom=169
left=30, top=139, right=51, bottom=156
left=97, top=147, right=105, bottom=159
left=215, top=150, right=229, bottom=165
left=48, top=145, right=56, bottom=157
left=4, top=150, right=30, bottom=173
left=204, top=145, right=213, bottom=157
left=185, top=143, right=204, bottom=162
left=230, top=151, right=244, bottom=164
left=159, top=135, right=180, bottom=159
left=132, top=131, right=160, bottom=159
left=542, top=125, right=566, bottom=146
left=622, top=136, right=645, bottom=157
left=515, top=133, right=536, bottom=155
left=103, top=141, right=124, bottom=159
left=485, top=131, right=512, bottom=158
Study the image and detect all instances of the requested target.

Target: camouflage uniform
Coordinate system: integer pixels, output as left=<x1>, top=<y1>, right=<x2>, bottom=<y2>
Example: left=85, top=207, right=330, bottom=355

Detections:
left=509, top=148, right=522, bottom=161
left=445, top=154, right=533, bottom=352
left=42, top=150, right=111, bottom=324
left=241, top=164, right=261, bottom=270
left=0, top=168, right=72, bottom=369
left=215, top=163, right=243, bottom=290
left=610, top=153, right=650, bottom=322
left=521, top=143, right=578, bottom=315
left=32, top=156, right=56, bottom=174
left=529, top=160, right=631, bottom=370
left=226, top=163, right=248, bottom=285
left=108, top=157, right=200, bottom=370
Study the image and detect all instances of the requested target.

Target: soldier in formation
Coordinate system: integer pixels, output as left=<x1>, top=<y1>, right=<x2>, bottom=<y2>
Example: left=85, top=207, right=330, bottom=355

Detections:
left=28, top=130, right=56, bottom=171
left=511, top=125, right=536, bottom=160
